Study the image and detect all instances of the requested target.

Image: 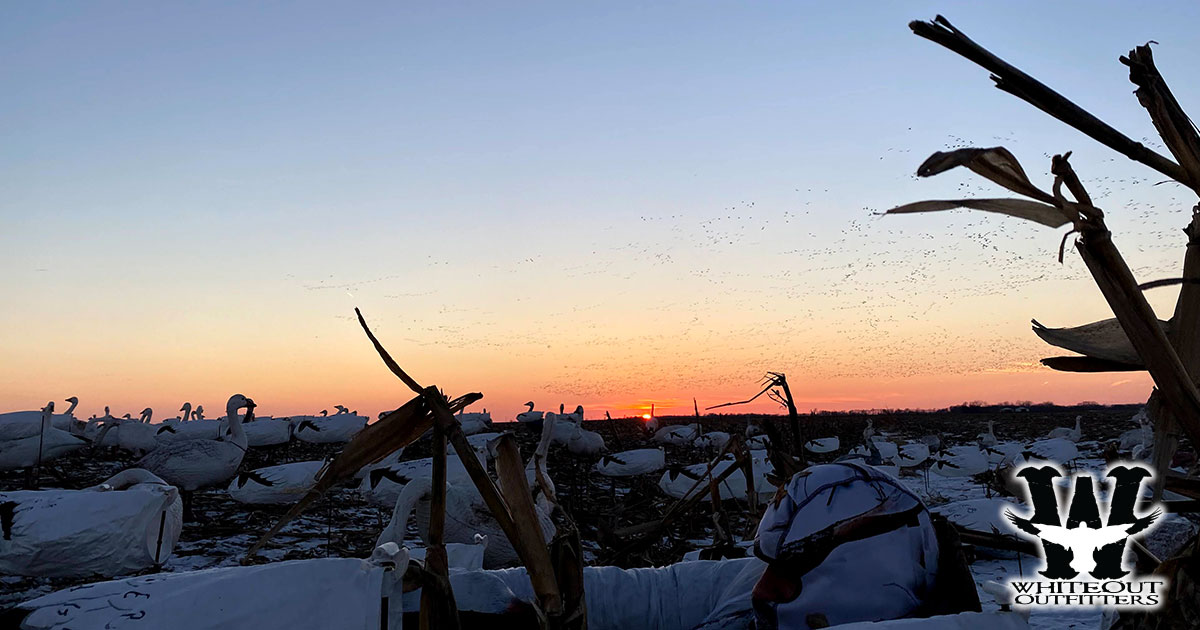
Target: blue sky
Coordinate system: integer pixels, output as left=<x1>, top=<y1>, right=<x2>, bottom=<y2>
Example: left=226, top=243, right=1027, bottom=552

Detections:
left=3, top=2, right=1198, bottom=418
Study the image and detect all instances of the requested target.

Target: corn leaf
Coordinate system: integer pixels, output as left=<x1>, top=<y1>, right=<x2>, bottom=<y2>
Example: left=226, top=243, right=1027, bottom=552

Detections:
left=886, top=198, right=1069, bottom=228
left=917, top=147, right=1056, bottom=204
left=1032, top=317, right=1171, bottom=365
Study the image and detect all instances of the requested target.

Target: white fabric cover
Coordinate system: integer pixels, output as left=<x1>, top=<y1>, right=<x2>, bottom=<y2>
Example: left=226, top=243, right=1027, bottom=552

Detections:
left=16, top=558, right=389, bottom=630
left=0, top=482, right=181, bottom=578
left=733, top=462, right=941, bottom=630
left=407, top=558, right=756, bottom=630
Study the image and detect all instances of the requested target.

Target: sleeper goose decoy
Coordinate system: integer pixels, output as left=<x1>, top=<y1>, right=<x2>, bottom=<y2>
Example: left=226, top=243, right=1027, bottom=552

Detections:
left=0, top=468, right=182, bottom=578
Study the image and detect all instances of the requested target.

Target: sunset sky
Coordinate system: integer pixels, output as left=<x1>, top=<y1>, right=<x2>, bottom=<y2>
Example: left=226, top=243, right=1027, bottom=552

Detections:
left=4, top=2, right=1199, bottom=421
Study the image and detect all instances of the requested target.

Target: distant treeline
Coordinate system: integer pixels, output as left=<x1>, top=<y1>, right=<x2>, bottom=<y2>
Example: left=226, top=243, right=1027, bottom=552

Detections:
left=680, top=401, right=1143, bottom=419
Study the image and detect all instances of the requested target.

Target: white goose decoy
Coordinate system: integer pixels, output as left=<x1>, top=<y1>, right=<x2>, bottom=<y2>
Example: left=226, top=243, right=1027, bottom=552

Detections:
left=1005, top=437, right=1080, bottom=467
left=747, top=434, right=770, bottom=450
left=1119, top=409, right=1152, bottom=450
left=546, top=413, right=605, bottom=456
left=156, top=411, right=224, bottom=443
left=978, top=420, right=998, bottom=447
left=524, top=412, right=559, bottom=490
left=404, top=474, right=553, bottom=569
left=98, top=408, right=161, bottom=455
left=0, top=468, right=183, bottom=577
left=375, top=476, right=487, bottom=571
left=804, top=437, right=840, bottom=454
left=457, top=410, right=493, bottom=435
left=1131, top=427, right=1155, bottom=461
left=895, top=442, right=930, bottom=468
left=1045, top=415, right=1083, bottom=442
left=559, top=405, right=584, bottom=424
left=565, top=426, right=605, bottom=456
left=0, top=403, right=87, bottom=472
left=160, top=402, right=193, bottom=428
left=50, top=396, right=80, bottom=432
left=658, top=451, right=776, bottom=502
left=242, top=415, right=293, bottom=447
left=693, top=431, right=731, bottom=450
left=0, top=403, right=61, bottom=442
left=983, top=441, right=1025, bottom=466
left=850, top=439, right=898, bottom=463
left=358, top=446, right=491, bottom=509
left=293, top=411, right=367, bottom=444
left=137, top=394, right=255, bottom=518
left=516, top=401, right=543, bottom=424
left=594, top=448, right=666, bottom=477
left=929, top=445, right=989, bottom=478
left=228, top=459, right=325, bottom=505
left=652, top=424, right=700, bottom=446
left=354, top=446, right=406, bottom=481
left=849, top=420, right=898, bottom=462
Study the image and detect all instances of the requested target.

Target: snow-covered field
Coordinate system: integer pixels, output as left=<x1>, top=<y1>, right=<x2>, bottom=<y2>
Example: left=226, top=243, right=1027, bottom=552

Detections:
left=1, top=408, right=1192, bottom=629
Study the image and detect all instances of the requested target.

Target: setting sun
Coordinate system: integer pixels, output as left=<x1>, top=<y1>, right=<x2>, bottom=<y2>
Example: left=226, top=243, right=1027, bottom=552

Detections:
left=642, top=414, right=652, bottom=421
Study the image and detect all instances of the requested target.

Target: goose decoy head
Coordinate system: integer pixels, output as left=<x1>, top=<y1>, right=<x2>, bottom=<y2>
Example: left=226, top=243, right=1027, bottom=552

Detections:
left=320, top=409, right=328, bottom=417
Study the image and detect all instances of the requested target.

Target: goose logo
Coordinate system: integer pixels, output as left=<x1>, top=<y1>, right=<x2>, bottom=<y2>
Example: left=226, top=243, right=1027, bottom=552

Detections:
left=1002, top=462, right=1167, bottom=609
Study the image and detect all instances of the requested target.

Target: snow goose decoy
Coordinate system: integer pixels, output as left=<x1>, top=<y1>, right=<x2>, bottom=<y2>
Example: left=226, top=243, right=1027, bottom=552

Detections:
left=895, top=442, right=930, bottom=468
left=375, top=476, right=487, bottom=571
left=930, top=445, right=989, bottom=478
left=358, top=445, right=490, bottom=509
left=228, top=459, right=325, bottom=505
left=652, top=424, right=700, bottom=446
left=803, top=436, right=839, bottom=454
left=294, top=411, right=367, bottom=444
left=693, top=430, right=731, bottom=450
left=978, top=420, right=998, bottom=447
left=1045, top=415, right=1082, bottom=442
left=242, top=415, right=293, bottom=447
left=0, top=402, right=87, bottom=473
left=457, top=410, right=493, bottom=435
left=50, top=396, right=80, bottom=432
left=594, top=448, right=666, bottom=477
left=137, top=394, right=255, bottom=519
left=1005, top=437, right=1080, bottom=467
left=516, top=401, right=544, bottom=425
